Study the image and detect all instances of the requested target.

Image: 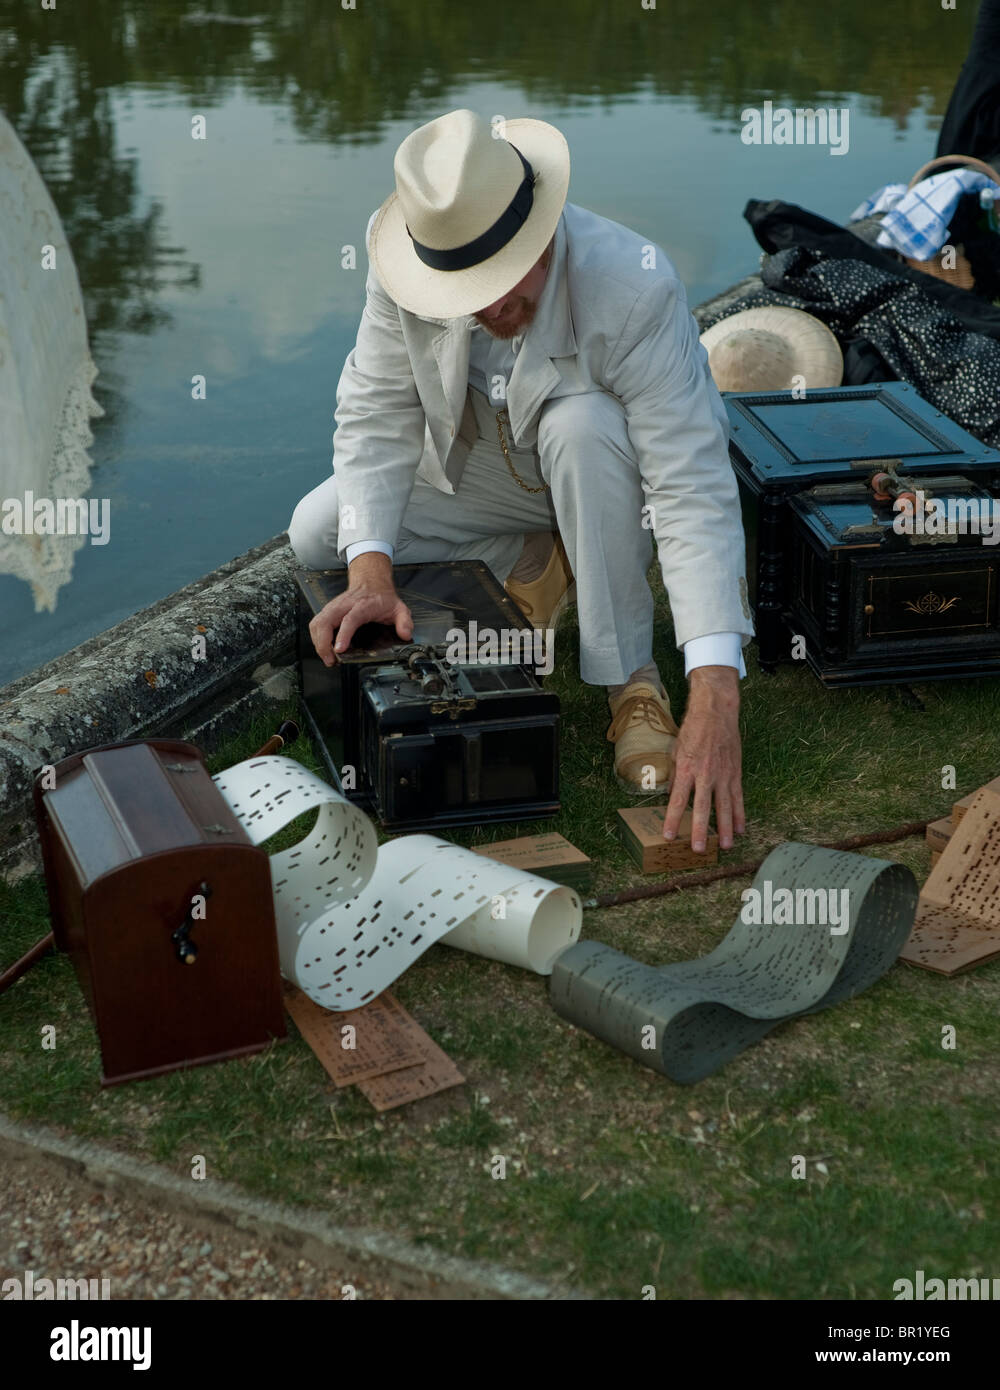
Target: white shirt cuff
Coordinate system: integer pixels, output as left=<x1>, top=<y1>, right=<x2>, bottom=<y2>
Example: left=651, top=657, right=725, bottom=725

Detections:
left=683, top=632, right=746, bottom=678
left=345, top=540, right=394, bottom=566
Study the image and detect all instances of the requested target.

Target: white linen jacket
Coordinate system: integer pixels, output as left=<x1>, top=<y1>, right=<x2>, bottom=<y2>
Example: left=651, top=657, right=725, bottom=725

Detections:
left=331, top=201, right=754, bottom=650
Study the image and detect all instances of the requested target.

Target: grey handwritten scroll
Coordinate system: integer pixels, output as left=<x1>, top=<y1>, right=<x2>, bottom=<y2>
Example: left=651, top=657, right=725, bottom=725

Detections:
left=550, top=843, right=918, bottom=1084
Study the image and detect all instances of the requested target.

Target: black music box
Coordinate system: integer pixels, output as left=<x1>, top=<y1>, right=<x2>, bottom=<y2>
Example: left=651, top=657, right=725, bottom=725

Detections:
left=787, top=478, right=1000, bottom=685
left=724, top=382, right=1000, bottom=679
left=296, top=560, right=560, bottom=831
left=33, top=740, right=286, bottom=1087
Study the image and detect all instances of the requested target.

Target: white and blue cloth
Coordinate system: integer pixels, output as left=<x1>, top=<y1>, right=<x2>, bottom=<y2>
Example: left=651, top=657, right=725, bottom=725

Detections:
left=850, top=168, right=997, bottom=261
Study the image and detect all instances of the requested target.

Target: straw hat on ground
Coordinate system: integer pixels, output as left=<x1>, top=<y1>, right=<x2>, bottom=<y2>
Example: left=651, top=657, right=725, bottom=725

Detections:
left=699, top=306, right=844, bottom=392
left=369, top=109, right=570, bottom=318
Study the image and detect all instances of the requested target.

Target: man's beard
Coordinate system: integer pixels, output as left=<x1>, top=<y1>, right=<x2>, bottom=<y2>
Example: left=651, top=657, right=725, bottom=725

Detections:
left=473, top=295, right=539, bottom=340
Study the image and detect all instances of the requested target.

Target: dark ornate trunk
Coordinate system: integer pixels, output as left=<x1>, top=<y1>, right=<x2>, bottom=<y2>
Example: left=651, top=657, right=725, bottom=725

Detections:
left=296, top=560, right=560, bottom=830
left=787, top=480, right=1000, bottom=685
left=724, top=382, right=1000, bottom=684
left=33, top=740, right=286, bottom=1087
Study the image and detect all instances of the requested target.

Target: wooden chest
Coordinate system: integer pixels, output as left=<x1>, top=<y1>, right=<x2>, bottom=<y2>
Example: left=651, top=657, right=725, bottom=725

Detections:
left=786, top=479, right=1000, bottom=685
left=33, top=740, right=285, bottom=1086
left=723, top=382, right=1000, bottom=677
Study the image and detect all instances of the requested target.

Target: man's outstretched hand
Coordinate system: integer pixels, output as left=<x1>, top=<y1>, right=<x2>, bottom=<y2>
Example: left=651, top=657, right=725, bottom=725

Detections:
left=308, top=551, right=413, bottom=667
left=662, top=664, right=745, bottom=852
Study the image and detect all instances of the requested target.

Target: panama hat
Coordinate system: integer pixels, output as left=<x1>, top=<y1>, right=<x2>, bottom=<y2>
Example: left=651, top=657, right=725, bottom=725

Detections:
left=699, top=306, right=843, bottom=392
left=369, top=109, right=570, bottom=318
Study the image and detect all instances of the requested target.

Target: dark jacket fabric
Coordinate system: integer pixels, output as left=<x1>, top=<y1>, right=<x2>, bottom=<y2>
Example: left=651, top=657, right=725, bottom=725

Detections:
left=935, top=0, right=1000, bottom=167
left=697, top=200, right=1000, bottom=447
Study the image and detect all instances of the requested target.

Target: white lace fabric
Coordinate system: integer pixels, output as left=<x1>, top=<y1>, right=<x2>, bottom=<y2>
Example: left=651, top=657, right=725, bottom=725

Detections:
left=0, top=112, right=104, bottom=613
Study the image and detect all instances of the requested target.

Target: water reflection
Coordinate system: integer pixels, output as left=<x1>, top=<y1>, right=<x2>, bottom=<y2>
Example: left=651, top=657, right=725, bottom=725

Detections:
left=0, top=0, right=976, bottom=685
left=5, top=2, right=970, bottom=157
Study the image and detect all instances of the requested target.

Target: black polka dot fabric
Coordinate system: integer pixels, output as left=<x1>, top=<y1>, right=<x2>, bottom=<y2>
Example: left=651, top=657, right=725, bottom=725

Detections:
left=699, top=241, right=1000, bottom=448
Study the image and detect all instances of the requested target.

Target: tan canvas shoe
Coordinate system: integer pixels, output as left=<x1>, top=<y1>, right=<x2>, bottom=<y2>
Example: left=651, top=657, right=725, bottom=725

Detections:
left=504, top=534, right=576, bottom=632
left=606, top=681, right=680, bottom=792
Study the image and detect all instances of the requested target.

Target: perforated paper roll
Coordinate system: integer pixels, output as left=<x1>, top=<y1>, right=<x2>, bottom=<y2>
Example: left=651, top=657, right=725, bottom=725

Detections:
left=213, top=757, right=582, bottom=1010
left=550, top=842, right=918, bottom=1084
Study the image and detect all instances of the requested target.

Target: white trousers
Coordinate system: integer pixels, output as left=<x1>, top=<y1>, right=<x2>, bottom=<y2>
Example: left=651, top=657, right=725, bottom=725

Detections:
left=288, top=387, right=656, bottom=685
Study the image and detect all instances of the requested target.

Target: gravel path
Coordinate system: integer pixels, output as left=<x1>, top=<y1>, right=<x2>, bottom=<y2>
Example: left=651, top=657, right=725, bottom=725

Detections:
left=1, top=1159, right=392, bottom=1300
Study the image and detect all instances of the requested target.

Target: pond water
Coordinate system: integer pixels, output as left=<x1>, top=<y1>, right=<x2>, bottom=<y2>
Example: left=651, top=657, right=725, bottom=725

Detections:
left=0, top=0, right=977, bottom=688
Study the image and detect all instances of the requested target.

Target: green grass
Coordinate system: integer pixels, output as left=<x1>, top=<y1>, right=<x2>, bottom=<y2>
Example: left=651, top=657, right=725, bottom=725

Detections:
left=2, top=575, right=999, bottom=1299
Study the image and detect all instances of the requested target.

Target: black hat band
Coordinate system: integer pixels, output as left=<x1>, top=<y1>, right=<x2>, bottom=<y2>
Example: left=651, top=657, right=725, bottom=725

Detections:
left=406, top=146, right=536, bottom=272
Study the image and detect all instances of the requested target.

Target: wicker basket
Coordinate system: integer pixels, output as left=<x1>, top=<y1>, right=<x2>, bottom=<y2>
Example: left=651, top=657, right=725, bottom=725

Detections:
left=903, top=155, right=1000, bottom=290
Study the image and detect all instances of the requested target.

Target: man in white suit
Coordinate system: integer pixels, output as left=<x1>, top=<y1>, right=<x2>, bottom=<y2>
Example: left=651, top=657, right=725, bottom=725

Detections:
left=289, top=110, right=753, bottom=852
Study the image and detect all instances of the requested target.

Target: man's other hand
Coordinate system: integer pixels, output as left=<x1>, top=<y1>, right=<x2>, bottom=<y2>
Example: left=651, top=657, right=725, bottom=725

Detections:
left=308, top=551, right=413, bottom=667
left=662, top=665, right=745, bottom=852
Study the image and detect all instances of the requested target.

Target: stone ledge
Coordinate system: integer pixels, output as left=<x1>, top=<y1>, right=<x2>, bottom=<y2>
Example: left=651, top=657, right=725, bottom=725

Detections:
left=0, top=1113, right=579, bottom=1301
left=0, top=534, right=298, bottom=877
